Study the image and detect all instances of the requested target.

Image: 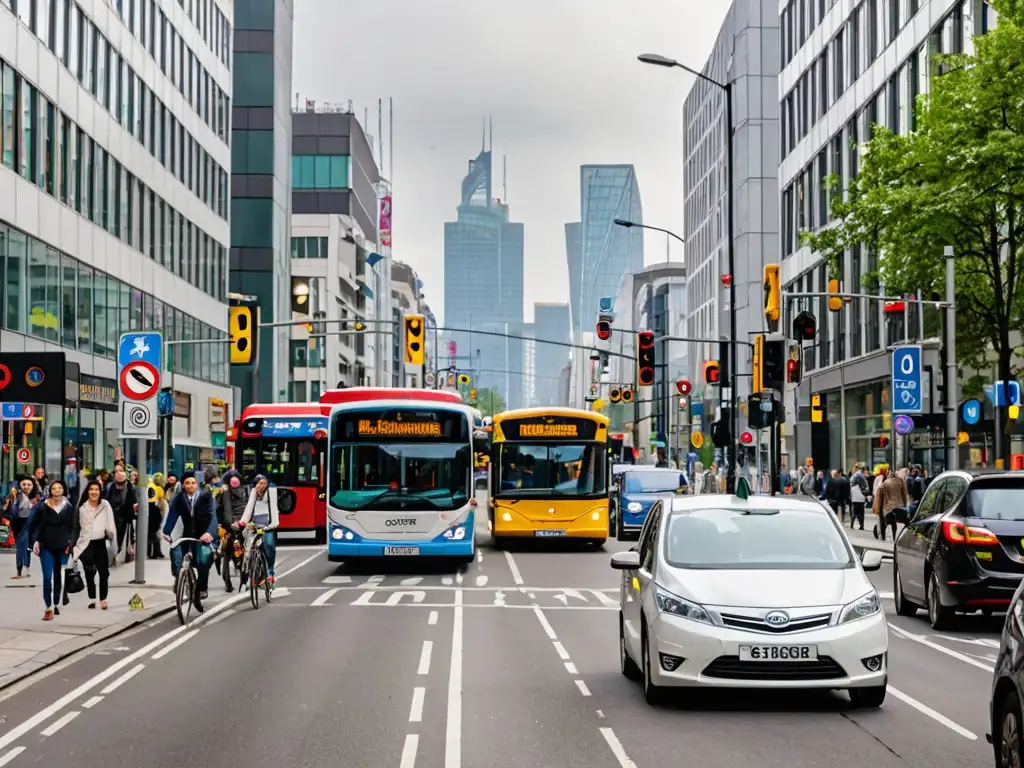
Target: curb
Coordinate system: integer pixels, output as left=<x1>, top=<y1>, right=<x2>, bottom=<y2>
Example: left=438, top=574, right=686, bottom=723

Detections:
left=0, top=602, right=177, bottom=693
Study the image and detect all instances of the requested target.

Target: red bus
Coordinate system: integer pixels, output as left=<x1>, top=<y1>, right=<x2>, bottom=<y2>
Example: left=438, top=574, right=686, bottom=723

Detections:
left=233, top=389, right=465, bottom=542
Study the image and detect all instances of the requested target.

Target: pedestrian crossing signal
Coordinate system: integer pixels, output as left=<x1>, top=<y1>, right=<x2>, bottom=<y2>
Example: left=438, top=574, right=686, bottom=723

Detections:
left=404, top=314, right=425, bottom=365
left=229, top=304, right=258, bottom=366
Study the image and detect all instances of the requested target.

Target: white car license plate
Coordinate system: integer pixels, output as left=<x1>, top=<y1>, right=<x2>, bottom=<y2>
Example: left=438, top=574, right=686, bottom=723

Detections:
left=535, top=530, right=566, bottom=537
left=738, top=645, right=817, bottom=662
left=383, top=546, right=420, bottom=556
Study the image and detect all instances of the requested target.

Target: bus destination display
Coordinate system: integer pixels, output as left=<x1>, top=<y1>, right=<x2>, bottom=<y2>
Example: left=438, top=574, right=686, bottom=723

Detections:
left=332, top=409, right=467, bottom=442
left=501, top=417, right=600, bottom=441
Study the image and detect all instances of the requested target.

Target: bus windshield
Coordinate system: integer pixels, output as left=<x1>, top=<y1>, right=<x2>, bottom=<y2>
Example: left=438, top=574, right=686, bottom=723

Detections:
left=495, top=443, right=607, bottom=498
left=239, top=438, right=321, bottom=486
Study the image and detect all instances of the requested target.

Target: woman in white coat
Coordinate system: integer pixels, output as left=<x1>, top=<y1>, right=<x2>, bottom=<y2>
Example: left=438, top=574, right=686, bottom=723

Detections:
left=236, top=475, right=280, bottom=583
left=73, top=479, right=117, bottom=609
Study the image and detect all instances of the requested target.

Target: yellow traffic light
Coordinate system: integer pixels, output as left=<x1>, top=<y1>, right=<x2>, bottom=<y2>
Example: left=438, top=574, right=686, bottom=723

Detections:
left=458, top=373, right=471, bottom=386
left=609, top=387, right=621, bottom=403
left=752, top=334, right=764, bottom=393
left=469, top=388, right=477, bottom=402
left=404, top=314, right=425, bottom=365
left=229, top=305, right=258, bottom=365
left=620, top=387, right=634, bottom=403
left=827, top=278, right=843, bottom=312
left=353, top=321, right=366, bottom=332
left=763, top=264, right=780, bottom=333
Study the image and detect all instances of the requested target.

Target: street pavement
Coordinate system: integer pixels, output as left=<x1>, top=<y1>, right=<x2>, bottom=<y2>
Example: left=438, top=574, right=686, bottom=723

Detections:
left=0, top=513, right=999, bottom=768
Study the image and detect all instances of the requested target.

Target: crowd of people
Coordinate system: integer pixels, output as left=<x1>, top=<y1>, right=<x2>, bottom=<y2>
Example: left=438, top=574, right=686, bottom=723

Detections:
left=1, top=463, right=281, bottom=621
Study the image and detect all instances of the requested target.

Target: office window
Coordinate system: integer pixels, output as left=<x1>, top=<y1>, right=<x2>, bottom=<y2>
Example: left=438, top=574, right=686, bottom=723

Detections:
left=889, top=0, right=899, bottom=41
left=291, top=155, right=351, bottom=189
left=5, top=228, right=26, bottom=332
left=847, top=118, right=859, bottom=181
left=849, top=6, right=860, bottom=78
left=834, top=30, right=845, bottom=96
left=850, top=244, right=863, bottom=357
left=112, top=161, right=122, bottom=238
left=816, top=149, right=828, bottom=225
left=16, top=0, right=31, bottom=28
left=40, top=97, right=53, bottom=194
left=72, top=125, right=82, bottom=212
left=77, top=261, right=92, bottom=351
left=58, top=111, right=68, bottom=203
left=68, top=3, right=79, bottom=78
left=61, top=253, right=76, bottom=348
left=831, top=133, right=844, bottom=198
left=52, top=0, right=65, bottom=60
left=20, top=81, right=35, bottom=182
left=1, top=64, right=15, bottom=170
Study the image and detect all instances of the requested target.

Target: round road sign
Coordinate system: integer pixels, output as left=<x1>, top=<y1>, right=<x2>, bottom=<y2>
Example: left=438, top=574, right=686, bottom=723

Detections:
left=676, top=379, right=692, bottom=396
left=740, top=431, right=754, bottom=444
left=119, top=360, right=159, bottom=401
left=16, top=447, right=31, bottom=465
left=691, top=430, right=705, bottom=449
left=893, top=414, right=915, bottom=435
left=21, top=405, right=34, bottom=419
left=0, top=363, right=9, bottom=393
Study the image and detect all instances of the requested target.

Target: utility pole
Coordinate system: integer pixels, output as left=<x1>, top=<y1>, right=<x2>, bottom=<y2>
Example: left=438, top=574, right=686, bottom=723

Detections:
left=945, top=245, right=959, bottom=470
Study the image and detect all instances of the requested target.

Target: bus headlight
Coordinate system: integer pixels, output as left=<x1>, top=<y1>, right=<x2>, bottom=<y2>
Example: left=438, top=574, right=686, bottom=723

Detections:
left=502, top=512, right=512, bottom=522
left=443, top=526, right=468, bottom=540
left=331, top=528, right=343, bottom=540
left=330, top=525, right=357, bottom=541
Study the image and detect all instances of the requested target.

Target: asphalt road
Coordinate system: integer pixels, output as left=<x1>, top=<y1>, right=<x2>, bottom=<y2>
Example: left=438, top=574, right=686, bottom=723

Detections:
left=0, top=533, right=1000, bottom=768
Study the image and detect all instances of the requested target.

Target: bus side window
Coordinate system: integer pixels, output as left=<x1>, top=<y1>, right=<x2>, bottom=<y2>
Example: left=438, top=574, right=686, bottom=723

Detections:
left=296, top=440, right=316, bottom=483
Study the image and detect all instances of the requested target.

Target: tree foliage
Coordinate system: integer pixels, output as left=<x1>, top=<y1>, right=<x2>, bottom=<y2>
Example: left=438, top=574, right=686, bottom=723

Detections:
left=802, top=0, right=1024, bottom=406
left=473, top=387, right=506, bottom=417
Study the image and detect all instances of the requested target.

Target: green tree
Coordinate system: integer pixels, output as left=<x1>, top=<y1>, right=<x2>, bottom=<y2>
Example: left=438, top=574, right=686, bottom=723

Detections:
left=473, top=387, right=506, bottom=417
left=803, top=0, right=1024, bottom=460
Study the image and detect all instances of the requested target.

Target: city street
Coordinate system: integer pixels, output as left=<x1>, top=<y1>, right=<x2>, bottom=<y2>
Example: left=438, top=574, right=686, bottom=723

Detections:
left=0, top=528, right=1000, bottom=768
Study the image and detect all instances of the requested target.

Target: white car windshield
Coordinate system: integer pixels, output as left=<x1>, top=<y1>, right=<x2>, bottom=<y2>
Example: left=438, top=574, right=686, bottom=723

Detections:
left=662, top=507, right=854, bottom=570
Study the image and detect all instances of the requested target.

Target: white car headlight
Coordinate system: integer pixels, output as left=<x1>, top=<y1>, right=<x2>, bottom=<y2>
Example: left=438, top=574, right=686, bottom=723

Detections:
left=654, top=586, right=713, bottom=625
left=627, top=502, right=642, bottom=512
left=838, top=591, right=881, bottom=624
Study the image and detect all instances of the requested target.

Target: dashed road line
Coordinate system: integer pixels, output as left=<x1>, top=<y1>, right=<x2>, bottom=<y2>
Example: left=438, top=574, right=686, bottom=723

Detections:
left=504, top=551, right=524, bottom=584
left=428, top=610, right=439, bottom=625
left=575, top=680, right=591, bottom=696
left=203, top=608, right=237, bottom=627
left=446, top=588, right=464, bottom=768
left=151, top=630, right=199, bottom=660
left=80, top=696, right=103, bottom=709
left=600, top=727, right=638, bottom=768
left=400, top=734, right=419, bottom=768
left=888, top=623, right=994, bottom=672
left=533, top=606, right=557, bottom=640
left=475, top=575, right=488, bottom=586
left=889, top=686, right=977, bottom=739
left=0, top=748, right=25, bottom=766
left=409, top=687, right=425, bottom=722
left=418, top=641, right=433, bottom=675
left=565, top=662, right=578, bottom=674
left=100, top=663, right=146, bottom=694
left=40, top=711, right=79, bottom=737
left=552, top=641, right=570, bottom=660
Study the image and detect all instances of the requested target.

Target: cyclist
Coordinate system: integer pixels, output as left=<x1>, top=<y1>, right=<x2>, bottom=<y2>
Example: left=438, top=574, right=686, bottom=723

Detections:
left=217, top=469, right=248, bottom=592
left=234, top=474, right=280, bottom=585
left=160, top=472, right=217, bottom=613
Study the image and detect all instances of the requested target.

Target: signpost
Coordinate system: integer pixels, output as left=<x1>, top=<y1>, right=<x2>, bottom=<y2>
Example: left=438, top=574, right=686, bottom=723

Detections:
left=962, top=399, right=981, bottom=426
left=117, top=331, right=162, bottom=585
left=891, top=346, right=923, bottom=414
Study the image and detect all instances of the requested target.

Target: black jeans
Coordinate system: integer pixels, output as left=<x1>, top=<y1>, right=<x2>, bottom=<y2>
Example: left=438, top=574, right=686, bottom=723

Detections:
left=82, top=538, right=110, bottom=601
left=831, top=501, right=847, bottom=521
left=851, top=502, right=866, bottom=529
left=876, top=510, right=898, bottom=540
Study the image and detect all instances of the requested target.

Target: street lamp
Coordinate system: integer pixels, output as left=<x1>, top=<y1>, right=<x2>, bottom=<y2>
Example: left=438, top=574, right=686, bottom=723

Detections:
left=614, top=218, right=682, bottom=265
left=638, top=51, right=738, bottom=492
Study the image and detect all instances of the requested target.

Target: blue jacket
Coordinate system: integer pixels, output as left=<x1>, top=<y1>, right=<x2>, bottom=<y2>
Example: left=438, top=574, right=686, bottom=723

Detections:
left=162, top=489, right=218, bottom=541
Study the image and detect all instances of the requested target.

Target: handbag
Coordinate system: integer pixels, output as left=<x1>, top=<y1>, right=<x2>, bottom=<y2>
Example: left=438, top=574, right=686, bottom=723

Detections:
left=64, top=560, right=85, bottom=594
left=0, top=517, right=12, bottom=548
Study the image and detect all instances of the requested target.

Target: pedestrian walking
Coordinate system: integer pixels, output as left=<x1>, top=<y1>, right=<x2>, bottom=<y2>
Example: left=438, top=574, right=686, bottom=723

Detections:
left=72, top=479, right=116, bottom=610
left=873, top=468, right=908, bottom=541
left=850, top=464, right=870, bottom=530
left=5, top=475, right=40, bottom=579
left=827, top=469, right=851, bottom=523
left=103, top=466, right=138, bottom=565
left=29, top=480, right=76, bottom=621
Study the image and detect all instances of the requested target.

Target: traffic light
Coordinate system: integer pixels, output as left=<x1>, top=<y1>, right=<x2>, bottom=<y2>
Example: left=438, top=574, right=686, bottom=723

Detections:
left=748, top=393, right=777, bottom=429
left=609, top=387, right=622, bottom=403
left=879, top=435, right=890, bottom=449
left=786, top=346, right=802, bottom=384
left=458, top=373, right=471, bottom=386
left=828, top=278, right=843, bottom=312
left=469, top=388, right=477, bottom=402
left=811, top=393, right=824, bottom=423
left=404, top=314, right=425, bottom=365
left=596, top=320, right=611, bottom=340
left=763, top=264, right=781, bottom=333
left=763, top=339, right=786, bottom=390
left=711, top=409, right=732, bottom=446
left=621, top=387, right=634, bottom=403
left=229, top=304, right=258, bottom=365
left=291, top=277, right=310, bottom=315
left=636, top=331, right=655, bottom=386
left=753, top=335, right=764, bottom=393
left=704, top=360, right=721, bottom=385
left=793, top=310, right=817, bottom=341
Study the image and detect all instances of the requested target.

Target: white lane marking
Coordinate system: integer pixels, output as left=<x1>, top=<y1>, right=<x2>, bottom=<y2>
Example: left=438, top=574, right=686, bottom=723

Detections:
left=284, top=585, right=618, bottom=592
left=343, top=602, right=617, bottom=611
left=151, top=630, right=200, bottom=660
left=81, top=696, right=103, bottom=709
left=476, top=551, right=483, bottom=563
left=455, top=572, right=464, bottom=584
left=40, top=711, right=80, bottom=737
left=99, top=663, right=146, bottom=694
left=877, top=591, right=894, bottom=599
left=888, top=623, right=994, bottom=672
left=889, top=686, right=977, bottom=739
left=0, top=748, right=25, bottom=766
left=494, top=589, right=506, bottom=606
left=311, top=588, right=341, bottom=607
left=446, top=589, right=464, bottom=768
left=600, top=727, right=638, bottom=768
left=409, top=686, right=425, bottom=722
left=400, top=734, right=419, bottom=768
left=565, top=662, right=578, bottom=674
left=533, top=607, right=558, bottom=640
left=366, top=574, right=384, bottom=586
left=475, top=575, right=488, bottom=586
left=203, top=608, right=236, bottom=627
left=428, top=610, right=439, bottom=625
left=553, top=641, right=570, bottom=660
left=575, top=680, right=591, bottom=696
left=936, top=634, right=1001, bottom=649
left=596, top=709, right=605, bottom=718
left=442, top=576, right=453, bottom=585
left=592, top=590, right=618, bottom=607
left=402, top=577, right=424, bottom=586
left=323, top=575, right=352, bottom=584
left=503, top=551, right=524, bottom=585
left=0, top=549, right=322, bottom=752
left=418, top=641, right=433, bottom=675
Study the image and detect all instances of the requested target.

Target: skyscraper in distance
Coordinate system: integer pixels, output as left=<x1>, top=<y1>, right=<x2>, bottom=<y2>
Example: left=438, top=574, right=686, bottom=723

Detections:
left=533, top=303, right=571, bottom=405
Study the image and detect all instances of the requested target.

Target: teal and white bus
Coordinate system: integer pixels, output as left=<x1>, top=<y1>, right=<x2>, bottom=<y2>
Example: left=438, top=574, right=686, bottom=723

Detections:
left=325, top=388, right=482, bottom=562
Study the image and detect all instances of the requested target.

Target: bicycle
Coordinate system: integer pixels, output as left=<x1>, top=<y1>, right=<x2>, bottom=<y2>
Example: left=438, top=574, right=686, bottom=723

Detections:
left=239, top=523, right=274, bottom=609
left=170, top=537, right=202, bottom=625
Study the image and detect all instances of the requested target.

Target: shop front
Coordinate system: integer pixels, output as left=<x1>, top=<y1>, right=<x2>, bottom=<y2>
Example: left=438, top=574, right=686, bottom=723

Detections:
left=74, top=374, right=120, bottom=474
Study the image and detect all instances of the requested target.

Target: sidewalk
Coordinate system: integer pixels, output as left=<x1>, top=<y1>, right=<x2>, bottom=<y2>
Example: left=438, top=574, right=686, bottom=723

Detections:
left=846, top=524, right=902, bottom=556
left=0, top=550, right=180, bottom=689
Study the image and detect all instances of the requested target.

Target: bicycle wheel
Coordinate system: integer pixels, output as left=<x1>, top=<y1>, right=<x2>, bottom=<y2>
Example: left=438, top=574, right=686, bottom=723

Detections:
left=263, top=551, right=273, bottom=604
left=176, top=555, right=194, bottom=625
left=249, top=550, right=262, bottom=609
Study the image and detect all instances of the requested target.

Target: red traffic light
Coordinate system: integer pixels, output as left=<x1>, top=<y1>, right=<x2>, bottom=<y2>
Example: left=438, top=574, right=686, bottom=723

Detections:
left=596, top=320, right=611, bottom=341
left=704, top=361, right=720, bottom=385
left=676, top=379, right=692, bottom=396
left=636, top=331, right=655, bottom=387
left=879, top=435, right=890, bottom=448
left=740, top=431, right=754, bottom=444
left=637, top=330, right=654, bottom=348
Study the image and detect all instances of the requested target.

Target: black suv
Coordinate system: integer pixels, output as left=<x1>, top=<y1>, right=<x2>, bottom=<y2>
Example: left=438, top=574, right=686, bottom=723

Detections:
left=988, top=580, right=1024, bottom=767
left=893, top=470, right=1024, bottom=629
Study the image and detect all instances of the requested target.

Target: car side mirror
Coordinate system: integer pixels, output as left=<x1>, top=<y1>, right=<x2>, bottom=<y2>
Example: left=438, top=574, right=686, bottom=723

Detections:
left=860, top=550, right=883, bottom=571
left=610, top=551, right=641, bottom=570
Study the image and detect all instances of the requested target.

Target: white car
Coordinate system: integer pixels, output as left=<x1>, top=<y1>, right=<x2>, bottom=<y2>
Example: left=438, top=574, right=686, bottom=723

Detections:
left=611, top=493, right=888, bottom=707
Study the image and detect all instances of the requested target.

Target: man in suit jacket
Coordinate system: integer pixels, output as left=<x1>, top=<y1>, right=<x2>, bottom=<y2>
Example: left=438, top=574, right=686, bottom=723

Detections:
left=161, top=472, right=217, bottom=612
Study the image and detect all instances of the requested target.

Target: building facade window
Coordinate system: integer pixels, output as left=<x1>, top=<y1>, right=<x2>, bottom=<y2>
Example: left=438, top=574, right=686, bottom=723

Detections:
left=291, top=155, right=350, bottom=189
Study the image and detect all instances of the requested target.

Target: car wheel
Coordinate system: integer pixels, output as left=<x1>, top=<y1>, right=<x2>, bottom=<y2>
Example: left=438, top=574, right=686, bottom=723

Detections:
left=619, top=613, right=640, bottom=680
left=998, top=689, right=1023, bottom=768
left=894, top=559, right=917, bottom=617
left=641, top=625, right=667, bottom=706
left=927, top=571, right=955, bottom=630
left=849, top=682, right=887, bottom=708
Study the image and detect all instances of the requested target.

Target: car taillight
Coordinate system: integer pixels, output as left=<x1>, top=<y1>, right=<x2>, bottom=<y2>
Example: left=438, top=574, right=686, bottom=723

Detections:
left=942, top=518, right=999, bottom=546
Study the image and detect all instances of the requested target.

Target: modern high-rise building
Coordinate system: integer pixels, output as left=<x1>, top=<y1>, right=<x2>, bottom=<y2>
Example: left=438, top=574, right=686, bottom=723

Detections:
left=777, top=0, right=990, bottom=470
left=229, top=0, right=294, bottom=407
left=443, top=146, right=524, bottom=408
left=682, top=0, right=780, bottom=435
left=564, top=222, right=583, bottom=329
left=533, top=302, right=570, bottom=405
left=0, top=0, right=236, bottom=478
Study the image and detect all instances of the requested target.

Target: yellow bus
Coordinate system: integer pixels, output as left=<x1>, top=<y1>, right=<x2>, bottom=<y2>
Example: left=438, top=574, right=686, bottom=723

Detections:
left=488, top=407, right=610, bottom=548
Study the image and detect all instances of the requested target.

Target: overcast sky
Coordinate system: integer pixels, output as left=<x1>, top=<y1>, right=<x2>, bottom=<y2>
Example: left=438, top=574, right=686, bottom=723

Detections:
left=293, top=0, right=731, bottom=324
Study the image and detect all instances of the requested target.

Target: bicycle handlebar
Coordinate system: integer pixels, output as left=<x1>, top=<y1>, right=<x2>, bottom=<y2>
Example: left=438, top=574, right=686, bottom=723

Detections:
left=169, top=537, right=202, bottom=548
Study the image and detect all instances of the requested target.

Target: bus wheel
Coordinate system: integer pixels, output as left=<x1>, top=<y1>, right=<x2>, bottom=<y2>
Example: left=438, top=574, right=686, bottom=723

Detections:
left=314, top=527, right=327, bottom=545
left=590, top=539, right=606, bottom=550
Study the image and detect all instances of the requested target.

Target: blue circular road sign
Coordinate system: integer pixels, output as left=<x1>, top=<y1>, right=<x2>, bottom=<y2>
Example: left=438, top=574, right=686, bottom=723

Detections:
left=962, top=399, right=982, bottom=425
